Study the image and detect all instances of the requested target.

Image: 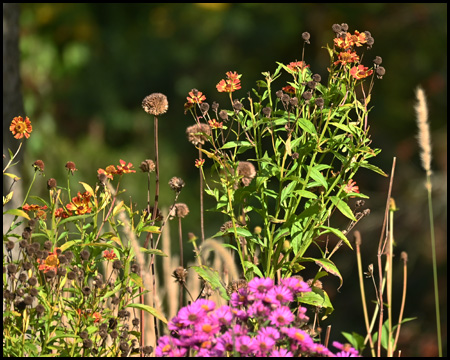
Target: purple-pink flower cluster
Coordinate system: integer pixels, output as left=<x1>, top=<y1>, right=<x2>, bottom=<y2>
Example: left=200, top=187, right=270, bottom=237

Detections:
left=156, top=277, right=360, bottom=357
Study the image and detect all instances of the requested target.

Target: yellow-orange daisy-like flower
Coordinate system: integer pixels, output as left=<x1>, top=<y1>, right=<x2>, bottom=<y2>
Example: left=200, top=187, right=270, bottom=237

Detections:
left=282, top=85, right=296, bottom=94
left=10, top=116, right=32, bottom=139
left=286, top=61, right=309, bottom=73
left=333, top=50, right=360, bottom=66
left=98, top=165, right=117, bottom=180
left=66, top=191, right=92, bottom=215
left=103, top=249, right=117, bottom=260
left=195, top=158, right=205, bottom=168
left=208, top=119, right=223, bottom=129
left=93, top=312, right=102, bottom=323
left=350, top=65, right=373, bottom=80
left=343, top=179, right=360, bottom=196
left=187, top=89, right=206, bottom=104
left=37, top=248, right=60, bottom=273
left=216, top=78, right=241, bottom=93
left=225, top=71, right=241, bottom=81
left=22, top=204, right=48, bottom=212
left=334, top=31, right=367, bottom=50
left=54, top=207, right=72, bottom=219
left=116, top=160, right=136, bottom=175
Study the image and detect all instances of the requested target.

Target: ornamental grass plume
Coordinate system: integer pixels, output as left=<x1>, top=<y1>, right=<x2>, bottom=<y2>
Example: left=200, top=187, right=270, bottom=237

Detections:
left=414, top=86, right=442, bottom=356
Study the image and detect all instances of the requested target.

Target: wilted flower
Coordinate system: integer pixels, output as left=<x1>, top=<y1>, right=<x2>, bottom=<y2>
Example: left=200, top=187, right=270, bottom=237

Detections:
left=186, top=123, right=211, bottom=146
left=237, top=161, right=256, bottom=187
left=139, top=159, right=156, bottom=173
left=142, top=93, right=169, bottom=116
left=169, top=177, right=185, bottom=192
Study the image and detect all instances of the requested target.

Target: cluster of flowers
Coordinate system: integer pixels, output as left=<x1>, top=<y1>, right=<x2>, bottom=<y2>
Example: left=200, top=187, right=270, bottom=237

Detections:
left=156, top=277, right=360, bottom=357
left=97, top=159, right=136, bottom=180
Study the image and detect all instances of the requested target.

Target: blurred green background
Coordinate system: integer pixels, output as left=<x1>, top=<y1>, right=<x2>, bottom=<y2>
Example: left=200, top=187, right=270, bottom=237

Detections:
left=5, top=3, right=447, bottom=356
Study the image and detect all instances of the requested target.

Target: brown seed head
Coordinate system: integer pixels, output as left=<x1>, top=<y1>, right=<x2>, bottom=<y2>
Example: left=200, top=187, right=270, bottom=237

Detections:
left=32, top=160, right=45, bottom=172
left=237, top=161, right=256, bottom=186
left=47, top=178, right=57, bottom=190
left=139, top=159, right=156, bottom=173
left=168, top=177, right=185, bottom=192
left=142, top=93, right=169, bottom=116
left=186, top=123, right=211, bottom=146
left=65, top=161, right=78, bottom=175
left=172, top=266, right=188, bottom=284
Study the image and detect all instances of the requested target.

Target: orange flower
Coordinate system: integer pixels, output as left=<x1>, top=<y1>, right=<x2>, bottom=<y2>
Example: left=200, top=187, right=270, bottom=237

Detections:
left=216, top=78, right=241, bottom=93
left=350, top=65, right=373, bottom=80
left=343, top=179, right=360, bottom=196
left=92, top=312, right=102, bottom=323
left=187, top=90, right=206, bottom=104
left=10, top=116, right=32, bottom=139
left=116, top=160, right=136, bottom=175
left=66, top=191, right=92, bottom=215
left=282, top=85, right=296, bottom=94
left=225, top=71, right=241, bottom=81
left=103, top=249, right=117, bottom=260
left=333, top=50, right=359, bottom=66
left=195, top=158, right=205, bottom=168
left=55, top=207, right=72, bottom=219
left=98, top=165, right=117, bottom=180
left=22, top=203, right=48, bottom=212
left=334, top=30, right=367, bottom=50
left=286, top=61, right=309, bottom=72
left=208, top=119, right=223, bottom=129
left=37, top=248, right=60, bottom=273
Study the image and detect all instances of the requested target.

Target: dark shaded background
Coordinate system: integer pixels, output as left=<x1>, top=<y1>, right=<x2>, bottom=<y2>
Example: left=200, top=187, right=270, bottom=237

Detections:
left=5, top=3, right=447, bottom=356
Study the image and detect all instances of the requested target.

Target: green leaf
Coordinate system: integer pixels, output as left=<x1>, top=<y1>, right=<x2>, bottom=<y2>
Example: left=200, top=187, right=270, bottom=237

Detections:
left=298, top=287, right=334, bottom=317
left=140, top=226, right=161, bottom=234
left=302, top=257, right=343, bottom=290
left=341, top=331, right=366, bottom=352
left=297, top=118, right=317, bottom=135
left=330, top=196, right=357, bottom=221
left=280, top=181, right=297, bottom=204
left=127, top=303, right=167, bottom=324
left=59, top=239, right=82, bottom=252
left=244, top=261, right=264, bottom=278
left=3, top=172, right=20, bottom=180
left=190, top=265, right=230, bottom=300
left=359, top=162, right=388, bottom=177
left=129, top=272, right=144, bottom=288
left=221, top=140, right=253, bottom=149
left=3, top=208, right=30, bottom=220
left=309, top=167, right=328, bottom=190
left=58, top=213, right=93, bottom=227
left=297, top=190, right=317, bottom=199
left=319, top=225, right=353, bottom=250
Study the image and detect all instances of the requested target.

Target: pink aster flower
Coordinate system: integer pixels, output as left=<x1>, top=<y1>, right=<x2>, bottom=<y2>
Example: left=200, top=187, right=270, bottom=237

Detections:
left=247, top=299, right=270, bottom=318
left=280, top=277, right=312, bottom=294
left=281, top=327, right=315, bottom=352
left=252, top=334, right=276, bottom=355
left=270, top=348, right=294, bottom=357
left=258, top=326, right=281, bottom=340
left=267, top=285, right=294, bottom=305
left=268, top=306, right=295, bottom=327
left=230, top=287, right=252, bottom=307
left=210, top=305, right=234, bottom=326
left=196, top=298, right=216, bottom=313
left=177, top=302, right=206, bottom=326
left=235, top=335, right=254, bottom=355
left=332, top=341, right=360, bottom=357
left=248, top=277, right=274, bottom=296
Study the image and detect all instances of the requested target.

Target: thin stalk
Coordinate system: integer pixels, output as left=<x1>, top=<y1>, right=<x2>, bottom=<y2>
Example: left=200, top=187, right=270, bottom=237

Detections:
left=426, top=174, right=442, bottom=356
left=199, top=145, right=205, bottom=243
left=355, top=230, right=376, bottom=357
left=179, top=217, right=184, bottom=306
left=387, top=203, right=394, bottom=357
left=393, top=252, right=408, bottom=352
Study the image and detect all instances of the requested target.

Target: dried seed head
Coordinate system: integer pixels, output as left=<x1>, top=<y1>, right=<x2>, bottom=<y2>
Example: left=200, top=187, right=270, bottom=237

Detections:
left=307, top=81, right=316, bottom=90
left=186, top=123, right=211, bottom=146
left=302, top=91, right=312, bottom=101
left=172, top=266, right=188, bottom=284
left=139, top=159, right=155, bottom=173
left=219, top=109, right=229, bottom=121
left=170, top=203, right=190, bottom=219
left=65, top=161, right=78, bottom=175
left=142, top=93, right=169, bottom=116
left=211, top=101, right=219, bottom=112
left=262, top=107, right=271, bottom=117
left=302, top=31, right=311, bottom=44
left=341, top=23, right=349, bottom=31
left=237, top=161, right=256, bottom=187
left=376, top=66, right=385, bottom=79
left=32, top=160, right=45, bottom=172
left=332, top=24, right=342, bottom=33
left=200, top=102, right=210, bottom=114
left=312, top=73, right=322, bottom=83
left=373, top=56, right=382, bottom=65
left=276, top=90, right=284, bottom=98
left=233, top=99, right=243, bottom=112
left=315, top=98, right=324, bottom=109
left=47, top=178, right=57, bottom=190
left=307, top=278, right=323, bottom=289
left=168, top=177, right=185, bottom=192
